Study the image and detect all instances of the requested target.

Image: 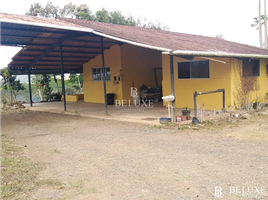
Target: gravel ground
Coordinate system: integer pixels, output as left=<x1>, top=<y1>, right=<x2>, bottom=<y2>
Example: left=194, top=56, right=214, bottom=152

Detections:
left=1, top=109, right=268, bottom=200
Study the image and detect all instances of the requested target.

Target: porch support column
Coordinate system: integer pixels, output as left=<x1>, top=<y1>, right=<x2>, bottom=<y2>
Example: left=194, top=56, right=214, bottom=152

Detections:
left=101, top=37, right=108, bottom=115
left=27, top=68, right=33, bottom=107
left=169, top=54, right=176, bottom=122
left=60, top=43, right=67, bottom=111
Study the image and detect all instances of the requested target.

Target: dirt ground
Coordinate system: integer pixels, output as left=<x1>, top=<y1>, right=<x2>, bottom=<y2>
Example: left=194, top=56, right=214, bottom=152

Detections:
left=1, top=109, right=268, bottom=200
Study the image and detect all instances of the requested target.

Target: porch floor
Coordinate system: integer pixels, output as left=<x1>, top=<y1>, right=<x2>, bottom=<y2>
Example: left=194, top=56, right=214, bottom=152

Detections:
left=25, top=100, right=184, bottom=125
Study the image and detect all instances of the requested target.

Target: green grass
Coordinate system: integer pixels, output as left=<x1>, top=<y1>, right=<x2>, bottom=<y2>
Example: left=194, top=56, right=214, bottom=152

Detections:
left=1, top=138, right=44, bottom=199
left=37, top=178, right=65, bottom=189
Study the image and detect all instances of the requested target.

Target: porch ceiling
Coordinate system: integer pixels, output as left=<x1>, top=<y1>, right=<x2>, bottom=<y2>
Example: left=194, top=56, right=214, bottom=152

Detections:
left=0, top=14, right=120, bottom=75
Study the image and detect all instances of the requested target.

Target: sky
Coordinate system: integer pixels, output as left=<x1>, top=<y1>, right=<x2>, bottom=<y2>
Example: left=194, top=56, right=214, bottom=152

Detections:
left=0, top=0, right=265, bottom=69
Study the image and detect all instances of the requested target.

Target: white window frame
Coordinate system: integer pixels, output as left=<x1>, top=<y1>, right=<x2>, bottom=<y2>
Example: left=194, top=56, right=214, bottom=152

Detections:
left=92, top=67, right=111, bottom=82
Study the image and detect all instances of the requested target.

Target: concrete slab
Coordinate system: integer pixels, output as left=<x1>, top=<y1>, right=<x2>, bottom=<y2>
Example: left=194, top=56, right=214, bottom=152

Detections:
left=24, top=101, right=176, bottom=125
left=24, top=101, right=228, bottom=125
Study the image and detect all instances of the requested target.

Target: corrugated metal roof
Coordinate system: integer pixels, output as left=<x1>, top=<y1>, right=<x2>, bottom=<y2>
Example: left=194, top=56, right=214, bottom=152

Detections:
left=0, top=13, right=119, bottom=74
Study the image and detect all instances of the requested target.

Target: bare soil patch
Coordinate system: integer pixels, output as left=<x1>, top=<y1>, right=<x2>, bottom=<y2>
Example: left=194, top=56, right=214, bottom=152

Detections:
left=1, top=109, right=268, bottom=200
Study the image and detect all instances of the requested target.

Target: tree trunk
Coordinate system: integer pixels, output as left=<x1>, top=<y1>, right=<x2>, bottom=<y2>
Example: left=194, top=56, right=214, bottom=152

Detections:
left=259, top=0, right=263, bottom=48
left=77, top=75, right=82, bottom=91
left=264, top=0, right=268, bottom=48
left=38, top=89, right=43, bottom=101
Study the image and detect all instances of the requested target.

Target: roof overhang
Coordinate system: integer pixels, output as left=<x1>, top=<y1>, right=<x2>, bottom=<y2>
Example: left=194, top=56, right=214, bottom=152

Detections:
left=0, top=18, right=120, bottom=75
left=0, top=18, right=94, bottom=33
left=163, top=50, right=268, bottom=59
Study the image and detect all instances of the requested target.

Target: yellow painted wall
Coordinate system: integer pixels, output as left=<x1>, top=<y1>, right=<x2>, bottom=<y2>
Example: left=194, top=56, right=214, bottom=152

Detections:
left=83, top=44, right=162, bottom=104
left=64, top=95, right=78, bottom=102
left=231, top=58, right=268, bottom=106
left=120, top=45, right=162, bottom=102
left=259, top=59, right=268, bottom=101
left=83, top=45, right=123, bottom=103
left=162, top=55, right=232, bottom=110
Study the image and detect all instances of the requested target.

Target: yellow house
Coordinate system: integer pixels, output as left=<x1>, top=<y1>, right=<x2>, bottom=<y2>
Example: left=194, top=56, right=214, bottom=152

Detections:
left=82, top=43, right=268, bottom=110
left=58, top=18, right=268, bottom=112
left=2, top=13, right=268, bottom=117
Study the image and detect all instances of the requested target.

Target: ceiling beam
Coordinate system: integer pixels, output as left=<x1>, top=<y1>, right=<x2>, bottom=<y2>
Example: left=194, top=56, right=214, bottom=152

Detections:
left=23, top=49, right=102, bottom=54
left=1, top=26, right=69, bottom=34
left=9, top=64, right=83, bottom=67
left=16, top=55, right=94, bottom=59
left=9, top=68, right=83, bottom=75
left=12, top=59, right=86, bottom=63
left=1, top=35, right=60, bottom=40
left=25, top=32, right=92, bottom=68
left=1, top=41, right=109, bottom=49
left=1, top=35, right=118, bottom=44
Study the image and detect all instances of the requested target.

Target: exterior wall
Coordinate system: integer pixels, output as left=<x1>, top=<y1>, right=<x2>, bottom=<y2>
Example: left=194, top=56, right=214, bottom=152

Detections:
left=83, top=43, right=268, bottom=108
left=120, top=45, right=162, bottom=101
left=162, top=55, right=232, bottom=110
left=231, top=58, right=268, bottom=106
left=83, top=44, right=162, bottom=104
left=83, top=45, right=123, bottom=103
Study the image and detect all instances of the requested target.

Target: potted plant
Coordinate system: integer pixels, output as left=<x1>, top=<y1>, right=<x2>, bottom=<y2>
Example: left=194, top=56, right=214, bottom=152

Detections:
left=182, top=107, right=191, bottom=116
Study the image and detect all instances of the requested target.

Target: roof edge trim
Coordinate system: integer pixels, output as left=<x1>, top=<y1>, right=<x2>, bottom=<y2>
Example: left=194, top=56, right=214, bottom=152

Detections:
left=169, top=50, right=268, bottom=59
left=93, top=31, right=172, bottom=52
left=0, top=18, right=94, bottom=33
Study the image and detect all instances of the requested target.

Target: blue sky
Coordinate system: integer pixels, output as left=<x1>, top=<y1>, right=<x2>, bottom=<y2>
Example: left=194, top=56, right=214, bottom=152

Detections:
left=0, top=0, right=264, bottom=68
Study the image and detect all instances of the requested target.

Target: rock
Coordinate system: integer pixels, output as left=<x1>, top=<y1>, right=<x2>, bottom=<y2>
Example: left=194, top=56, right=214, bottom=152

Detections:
left=191, top=127, right=199, bottom=130
left=258, top=112, right=267, bottom=116
left=241, top=114, right=251, bottom=119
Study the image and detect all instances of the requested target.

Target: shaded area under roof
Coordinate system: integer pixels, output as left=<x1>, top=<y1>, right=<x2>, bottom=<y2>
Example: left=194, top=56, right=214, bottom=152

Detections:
left=0, top=13, right=120, bottom=75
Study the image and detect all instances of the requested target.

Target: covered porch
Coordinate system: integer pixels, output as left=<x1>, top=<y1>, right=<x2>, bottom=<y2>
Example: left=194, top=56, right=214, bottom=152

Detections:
left=24, top=101, right=178, bottom=125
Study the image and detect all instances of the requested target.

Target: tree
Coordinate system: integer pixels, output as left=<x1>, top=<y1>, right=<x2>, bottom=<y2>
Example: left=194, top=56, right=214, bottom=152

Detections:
left=26, top=2, right=169, bottom=30
left=67, top=73, right=83, bottom=92
left=59, top=3, right=93, bottom=20
left=264, top=0, right=268, bottom=48
left=0, top=68, right=25, bottom=103
left=251, top=0, right=268, bottom=48
left=25, top=1, right=58, bottom=18
left=33, top=74, right=52, bottom=101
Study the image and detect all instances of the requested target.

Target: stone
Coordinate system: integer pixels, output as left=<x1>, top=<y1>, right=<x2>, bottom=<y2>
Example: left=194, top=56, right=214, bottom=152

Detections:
left=258, top=112, right=267, bottom=116
left=241, top=114, right=251, bottom=119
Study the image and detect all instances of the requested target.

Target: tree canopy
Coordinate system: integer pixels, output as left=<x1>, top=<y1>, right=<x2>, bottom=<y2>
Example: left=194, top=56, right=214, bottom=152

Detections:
left=25, top=1, right=169, bottom=30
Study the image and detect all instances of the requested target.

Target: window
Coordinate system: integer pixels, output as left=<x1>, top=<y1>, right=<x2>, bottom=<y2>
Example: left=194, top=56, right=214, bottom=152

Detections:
left=177, top=60, right=209, bottom=79
left=242, top=59, right=260, bottom=77
left=92, top=67, right=110, bottom=81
